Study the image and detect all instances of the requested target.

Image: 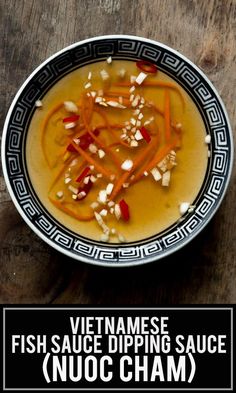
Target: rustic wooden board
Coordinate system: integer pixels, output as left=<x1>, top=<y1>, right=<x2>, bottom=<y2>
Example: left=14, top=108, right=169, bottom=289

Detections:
left=0, top=0, right=235, bottom=303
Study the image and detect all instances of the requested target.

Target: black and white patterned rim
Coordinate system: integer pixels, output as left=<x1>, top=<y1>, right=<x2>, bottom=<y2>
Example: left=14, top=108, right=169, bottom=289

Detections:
left=1, top=35, right=233, bottom=266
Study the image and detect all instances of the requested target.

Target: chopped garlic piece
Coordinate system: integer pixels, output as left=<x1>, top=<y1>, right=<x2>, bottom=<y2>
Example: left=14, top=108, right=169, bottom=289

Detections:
left=111, top=228, right=116, bottom=234
left=78, top=191, right=86, bottom=199
left=106, top=183, right=114, bottom=195
left=64, top=177, right=72, bottom=184
left=131, top=95, right=140, bottom=107
left=118, top=68, right=126, bottom=78
left=121, top=159, right=133, bottom=171
left=118, top=96, right=123, bottom=104
left=100, top=209, right=108, bottom=217
left=118, top=233, right=126, bottom=242
left=129, top=86, right=136, bottom=93
left=95, top=96, right=103, bottom=103
left=73, top=138, right=80, bottom=145
left=144, top=116, right=154, bottom=126
left=130, top=140, right=138, bottom=147
left=107, top=101, right=126, bottom=109
left=108, top=201, right=115, bottom=207
left=84, top=82, right=91, bottom=89
left=68, top=185, right=78, bottom=194
left=205, top=134, right=211, bottom=144
left=91, top=201, right=99, bottom=209
left=90, top=91, right=96, bottom=98
left=179, top=202, right=190, bottom=216
left=130, top=117, right=136, bottom=126
left=98, top=149, right=105, bottom=159
left=130, top=75, right=136, bottom=84
left=123, top=182, right=130, bottom=188
left=99, top=101, right=108, bottom=107
left=138, top=112, right=143, bottom=120
left=136, top=120, right=141, bottom=128
left=72, top=194, right=78, bottom=200
left=100, top=69, right=109, bottom=80
left=162, top=170, right=171, bottom=186
left=65, top=122, right=76, bottom=129
left=35, top=100, right=43, bottom=108
left=135, top=72, right=147, bottom=85
left=175, top=122, right=182, bottom=129
left=144, top=171, right=148, bottom=176
left=64, top=101, right=78, bottom=113
left=88, top=71, right=92, bottom=80
left=135, top=130, right=143, bottom=140
left=98, top=190, right=107, bottom=204
left=106, top=56, right=112, bottom=64
left=129, top=94, right=134, bottom=102
left=97, top=173, right=103, bottom=178
left=133, top=108, right=140, bottom=116
left=84, top=176, right=90, bottom=184
left=114, top=204, right=121, bottom=220
left=188, top=205, right=196, bottom=213
left=100, top=233, right=109, bottom=242
left=89, top=144, right=97, bottom=153
left=56, top=191, right=64, bottom=199
left=151, top=167, right=162, bottom=181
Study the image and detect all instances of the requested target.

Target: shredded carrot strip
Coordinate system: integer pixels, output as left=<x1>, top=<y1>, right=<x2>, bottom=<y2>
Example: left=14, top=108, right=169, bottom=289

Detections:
left=71, top=141, right=113, bottom=179
left=110, top=137, right=158, bottom=200
left=41, top=102, right=64, bottom=167
left=81, top=98, right=122, bottom=169
left=164, top=91, right=171, bottom=143
left=49, top=196, right=94, bottom=221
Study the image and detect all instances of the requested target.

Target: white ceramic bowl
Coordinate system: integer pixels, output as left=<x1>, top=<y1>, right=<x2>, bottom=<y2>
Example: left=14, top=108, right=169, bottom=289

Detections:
left=1, top=35, right=233, bottom=266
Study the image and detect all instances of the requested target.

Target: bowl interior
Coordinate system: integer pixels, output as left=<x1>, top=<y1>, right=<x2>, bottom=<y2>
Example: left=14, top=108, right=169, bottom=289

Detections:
left=2, top=36, right=233, bottom=266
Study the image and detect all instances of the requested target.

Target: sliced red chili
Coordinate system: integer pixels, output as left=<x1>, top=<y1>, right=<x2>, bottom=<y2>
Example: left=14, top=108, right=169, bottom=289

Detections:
left=63, top=115, right=80, bottom=123
left=66, top=129, right=100, bottom=153
left=119, top=199, right=130, bottom=221
left=78, top=129, right=100, bottom=150
left=76, top=166, right=90, bottom=183
left=140, top=126, right=151, bottom=143
left=77, top=180, right=93, bottom=201
left=136, top=60, right=157, bottom=74
left=66, top=143, right=78, bottom=153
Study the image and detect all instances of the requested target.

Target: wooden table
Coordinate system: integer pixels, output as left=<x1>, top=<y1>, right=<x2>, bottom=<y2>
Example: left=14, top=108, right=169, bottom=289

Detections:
left=1, top=0, right=235, bottom=304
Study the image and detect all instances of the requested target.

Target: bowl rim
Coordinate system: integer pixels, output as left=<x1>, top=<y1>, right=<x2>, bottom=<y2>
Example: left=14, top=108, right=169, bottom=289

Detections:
left=1, top=34, right=234, bottom=267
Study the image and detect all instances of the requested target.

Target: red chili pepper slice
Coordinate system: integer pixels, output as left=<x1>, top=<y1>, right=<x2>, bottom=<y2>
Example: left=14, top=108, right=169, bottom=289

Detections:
left=66, top=129, right=100, bottom=153
left=77, top=180, right=93, bottom=201
left=78, top=129, right=100, bottom=150
left=119, top=199, right=130, bottom=221
left=140, top=126, right=151, bottom=143
left=66, top=143, right=78, bottom=153
left=63, top=115, right=80, bottom=123
left=76, top=166, right=90, bottom=183
left=136, top=60, right=157, bottom=74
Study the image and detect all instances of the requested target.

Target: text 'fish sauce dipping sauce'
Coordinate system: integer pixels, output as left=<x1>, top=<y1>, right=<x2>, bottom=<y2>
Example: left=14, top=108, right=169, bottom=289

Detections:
left=27, top=58, right=209, bottom=243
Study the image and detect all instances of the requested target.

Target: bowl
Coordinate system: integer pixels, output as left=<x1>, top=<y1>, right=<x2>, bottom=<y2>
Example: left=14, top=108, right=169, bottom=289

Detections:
left=1, top=35, right=233, bottom=267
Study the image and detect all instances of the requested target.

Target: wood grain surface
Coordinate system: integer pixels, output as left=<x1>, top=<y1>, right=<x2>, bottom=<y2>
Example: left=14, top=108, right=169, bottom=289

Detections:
left=0, top=0, right=235, bottom=304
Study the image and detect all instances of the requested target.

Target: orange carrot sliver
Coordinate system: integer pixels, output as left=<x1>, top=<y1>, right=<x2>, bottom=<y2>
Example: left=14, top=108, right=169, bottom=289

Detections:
left=71, top=141, right=113, bottom=180
left=49, top=196, right=94, bottom=221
